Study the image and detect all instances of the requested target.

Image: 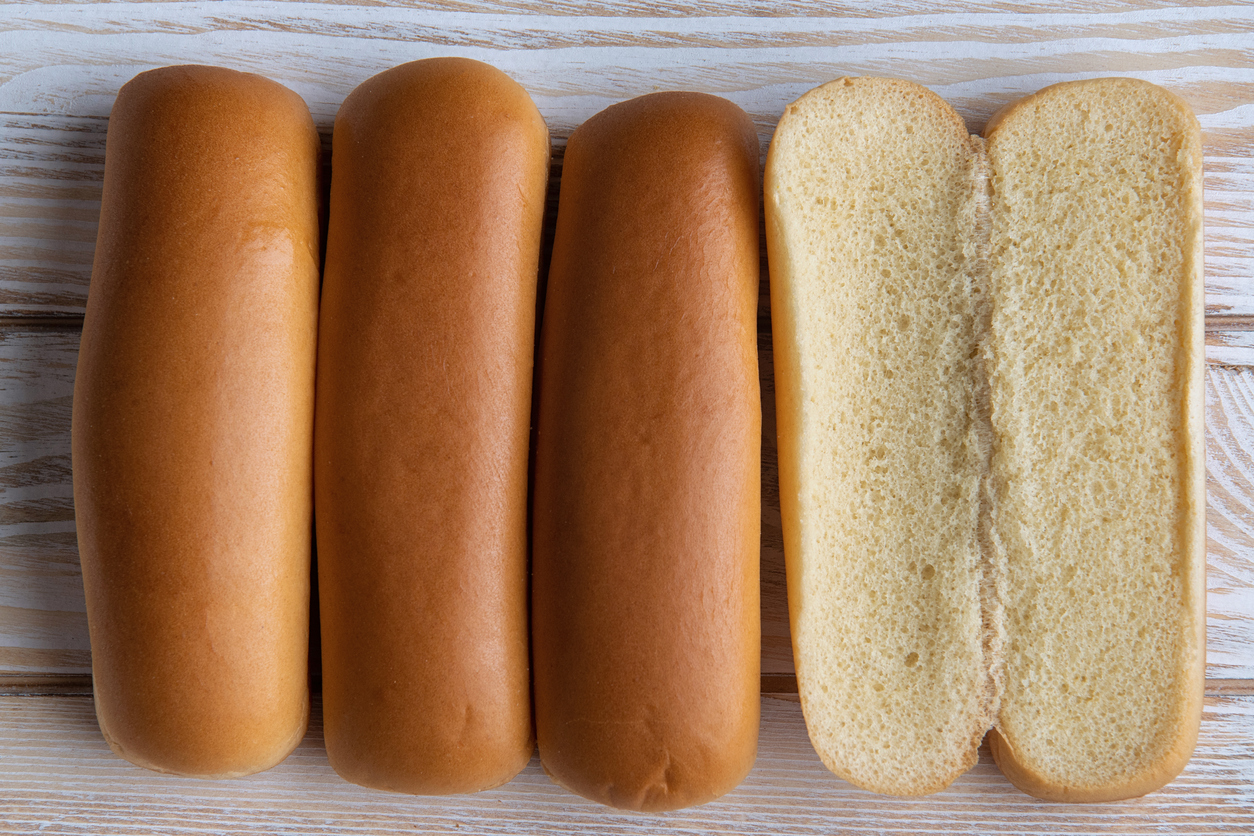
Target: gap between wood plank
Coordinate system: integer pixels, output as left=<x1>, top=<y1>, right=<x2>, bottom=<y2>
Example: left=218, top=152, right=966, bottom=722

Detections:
left=0, top=315, right=83, bottom=329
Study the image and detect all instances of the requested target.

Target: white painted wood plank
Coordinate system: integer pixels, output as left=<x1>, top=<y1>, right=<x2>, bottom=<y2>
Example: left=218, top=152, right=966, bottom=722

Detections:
left=0, top=328, right=84, bottom=674
left=0, top=114, right=102, bottom=314
left=1, top=329, right=1250, bottom=679
left=4, top=0, right=1232, bottom=13
left=0, top=2, right=1249, bottom=314
left=3, top=5, right=1252, bottom=129
left=0, top=3, right=1247, bottom=828
left=1205, top=367, right=1254, bottom=679
left=0, top=694, right=1250, bottom=834
left=1206, top=156, right=1254, bottom=316
left=0, top=117, right=1248, bottom=319
left=1208, top=328, right=1254, bottom=368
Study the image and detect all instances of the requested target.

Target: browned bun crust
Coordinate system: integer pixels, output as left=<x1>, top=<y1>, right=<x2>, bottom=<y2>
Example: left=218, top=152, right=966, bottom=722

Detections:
left=987, top=722, right=1202, bottom=803
left=73, top=65, right=321, bottom=778
left=314, top=58, right=549, bottom=794
left=531, top=91, right=762, bottom=812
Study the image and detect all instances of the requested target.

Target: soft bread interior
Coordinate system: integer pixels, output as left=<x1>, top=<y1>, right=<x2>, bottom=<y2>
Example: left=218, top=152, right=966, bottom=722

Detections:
left=985, top=78, right=1205, bottom=799
left=766, top=76, right=1203, bottom=799
left=766, top=77, right=997, bottom=796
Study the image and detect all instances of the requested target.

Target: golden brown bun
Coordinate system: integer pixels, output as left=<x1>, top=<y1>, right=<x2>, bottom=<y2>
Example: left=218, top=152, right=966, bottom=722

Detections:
left=532, top=91, right=762, bottom=812
left=73, top=65, right=320, bottom=778
left=314, top=58, right=548, bottom=794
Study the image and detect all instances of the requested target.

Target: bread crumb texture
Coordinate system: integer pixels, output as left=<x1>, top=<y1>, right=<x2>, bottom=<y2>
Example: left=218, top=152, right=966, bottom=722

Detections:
left=766, top=77, right=1202, bottom=798
left=986, top=78, right=1202, bottom=795
left=767, top=77, right=995, bottom=796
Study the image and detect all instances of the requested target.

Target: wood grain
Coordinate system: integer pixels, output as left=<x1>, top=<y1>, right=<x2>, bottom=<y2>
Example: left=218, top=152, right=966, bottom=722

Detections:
left=1207, top=326, right=1254, bottom=367
left=0, top=327, right=81, bottom=675
left=0, top=2, right=1250, bottom=829
left=1204, top=366, right=1254, bottom=680
left=0, top=3, right=1251, bottom=315
left=1, top=693, right=1251, bottom=834
left=0, top=115, right=102, bottom=315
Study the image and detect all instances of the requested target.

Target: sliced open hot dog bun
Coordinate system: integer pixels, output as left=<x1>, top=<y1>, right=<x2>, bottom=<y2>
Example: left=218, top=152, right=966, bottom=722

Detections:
left=766, top=76, right=1204, bottom=800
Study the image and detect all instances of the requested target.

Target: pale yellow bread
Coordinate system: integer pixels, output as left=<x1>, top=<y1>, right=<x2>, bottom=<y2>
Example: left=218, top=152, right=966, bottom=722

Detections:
left=765, top=77, right=997, bottom=796
left=983, top=77, right=1205, bottom=802
left=766, top=76, right=1204, bottom=800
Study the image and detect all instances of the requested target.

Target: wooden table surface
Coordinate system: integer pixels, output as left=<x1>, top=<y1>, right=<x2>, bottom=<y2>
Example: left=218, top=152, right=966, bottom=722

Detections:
left=1, top=2, right=1252, bottom=833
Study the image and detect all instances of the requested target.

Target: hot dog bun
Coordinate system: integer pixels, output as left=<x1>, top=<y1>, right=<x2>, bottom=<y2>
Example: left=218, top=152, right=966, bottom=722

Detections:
left=766, top=76, right=995, bottom=796
left=983, top=78, right=1205, bottom=802
left=532, top=91, right=762, bottom=812
left=766, top=76, right=1204, bottom=800
left=73, top=65, right=320, bottom=777
left=314, top=58, right=548, bottom=794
